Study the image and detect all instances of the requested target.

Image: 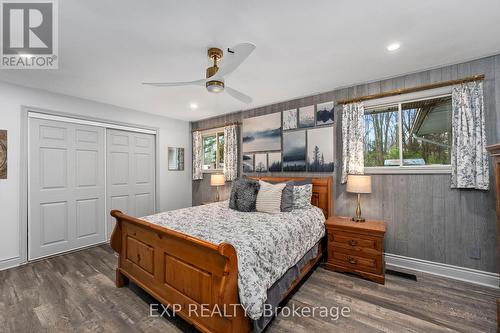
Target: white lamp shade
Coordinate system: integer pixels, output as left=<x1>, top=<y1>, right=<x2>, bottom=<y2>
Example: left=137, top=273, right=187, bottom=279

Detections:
left=210, top=174, right=225, bottom=186
left=346, top=175, right=372, bottom=194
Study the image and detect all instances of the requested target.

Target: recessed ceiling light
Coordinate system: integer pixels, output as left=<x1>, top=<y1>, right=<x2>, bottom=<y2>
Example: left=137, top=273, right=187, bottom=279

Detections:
left=189, top=102, right=198, bottom=109
left=387, top=43, right=400, bottom=51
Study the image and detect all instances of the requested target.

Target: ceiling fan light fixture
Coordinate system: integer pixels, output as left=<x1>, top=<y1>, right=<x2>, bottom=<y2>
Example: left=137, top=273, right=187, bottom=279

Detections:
left=206, top=80, right=225, bottom=93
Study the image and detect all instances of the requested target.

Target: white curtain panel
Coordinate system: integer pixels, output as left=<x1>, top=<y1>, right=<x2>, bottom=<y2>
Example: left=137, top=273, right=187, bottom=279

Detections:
left=341, top=102, right=365, bottom=184
left=451, top=81, right=489, bottom=190
left=192, top=131, right=203, bottom=180
left=223, top=124, right=238, bottom=181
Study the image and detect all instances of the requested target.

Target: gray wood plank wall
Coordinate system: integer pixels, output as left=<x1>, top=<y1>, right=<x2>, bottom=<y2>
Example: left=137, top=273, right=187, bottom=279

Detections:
left=191, top=55, right=499, bottom=273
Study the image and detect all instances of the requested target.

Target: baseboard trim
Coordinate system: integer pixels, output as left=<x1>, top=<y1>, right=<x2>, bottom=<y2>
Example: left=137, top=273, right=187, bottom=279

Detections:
left=385, top=253, right=499, bottom=289
left=0, top=256, right=25, bottom=271
left=0, top=242, right=109, bottom=272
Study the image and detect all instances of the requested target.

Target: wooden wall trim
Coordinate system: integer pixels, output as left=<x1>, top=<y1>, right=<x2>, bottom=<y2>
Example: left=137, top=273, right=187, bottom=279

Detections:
left=336, top=74, right=484, bottom=105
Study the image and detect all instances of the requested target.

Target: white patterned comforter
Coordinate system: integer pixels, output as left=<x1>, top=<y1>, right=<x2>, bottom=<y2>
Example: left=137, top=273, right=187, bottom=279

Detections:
left=140, top=201, right=325, bottom=320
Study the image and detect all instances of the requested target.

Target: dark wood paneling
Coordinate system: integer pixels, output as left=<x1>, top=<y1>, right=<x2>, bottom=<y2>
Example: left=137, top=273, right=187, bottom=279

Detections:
left=192, top=55, right=499, bottom=273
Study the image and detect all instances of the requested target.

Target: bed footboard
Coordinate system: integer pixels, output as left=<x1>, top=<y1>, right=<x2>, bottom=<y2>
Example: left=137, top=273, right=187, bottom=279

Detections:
left=110, top=210, right=251, bottom=333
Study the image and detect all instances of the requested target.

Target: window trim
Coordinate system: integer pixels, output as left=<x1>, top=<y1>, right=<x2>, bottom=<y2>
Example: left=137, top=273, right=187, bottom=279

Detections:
left=364, top=93, right=452, bottom=174
left=201, top=127, right=225, bottom=173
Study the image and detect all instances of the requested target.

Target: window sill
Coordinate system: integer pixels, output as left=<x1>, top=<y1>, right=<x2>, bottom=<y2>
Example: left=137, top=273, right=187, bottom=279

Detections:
left=364, top=166, right=451, bottom=175
left=202, top=170, right=224, bottom=174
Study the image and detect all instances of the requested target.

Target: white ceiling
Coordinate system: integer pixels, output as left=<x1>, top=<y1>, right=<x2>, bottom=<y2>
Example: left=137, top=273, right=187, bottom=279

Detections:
left=1, top=0, right=500, bottom=121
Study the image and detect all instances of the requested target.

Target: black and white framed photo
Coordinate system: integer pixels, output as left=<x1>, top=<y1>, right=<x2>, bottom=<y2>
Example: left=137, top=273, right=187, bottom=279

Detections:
left=316, top=101, right=334, bottom=126
left=254, top=153, right=268, bottom=172
left=283, top=130, right=306, bottom=171
left=298, top=105, right=315, bottom=128
left=268, top=152, right=282, bottom=172
left=307, top=127, right=334, bottom=172
left=282, top=109, right=298, bottom=130
left=242, top=113, right=281, bottom=152
left=242, top=154, right=254, bottom=172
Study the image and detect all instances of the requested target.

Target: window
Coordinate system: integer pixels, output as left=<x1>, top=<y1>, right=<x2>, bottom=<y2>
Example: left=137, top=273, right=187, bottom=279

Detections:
left=364, top=95, right=452, bottom=170
left=202, top=130, right=224, bottom=171
left=364, top=105, right=399, bottom=167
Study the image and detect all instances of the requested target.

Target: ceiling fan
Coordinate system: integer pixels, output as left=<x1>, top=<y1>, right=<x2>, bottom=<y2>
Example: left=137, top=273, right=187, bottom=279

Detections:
left=142, top=42, right=256, bottom=104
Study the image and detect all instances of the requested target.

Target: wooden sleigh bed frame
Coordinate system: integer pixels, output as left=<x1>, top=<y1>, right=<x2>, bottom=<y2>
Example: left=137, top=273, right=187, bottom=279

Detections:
left=110, top=176, right=332, bottom=333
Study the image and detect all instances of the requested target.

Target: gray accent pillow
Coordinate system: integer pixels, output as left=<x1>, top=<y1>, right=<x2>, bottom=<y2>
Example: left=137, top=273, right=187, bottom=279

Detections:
left=265, top=180, right=294, bottom=212
left=229, top=178, right=261, bottom=212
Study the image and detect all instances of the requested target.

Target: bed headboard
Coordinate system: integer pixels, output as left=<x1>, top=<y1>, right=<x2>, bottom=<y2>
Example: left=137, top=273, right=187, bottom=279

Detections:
left=247, top=176, right=333, bottom=218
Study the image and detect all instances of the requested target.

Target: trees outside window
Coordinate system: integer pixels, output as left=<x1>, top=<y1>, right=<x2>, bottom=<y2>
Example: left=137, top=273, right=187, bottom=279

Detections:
left=364, top=96, right=452, bottom=168
left=202, top=131, right=224, bottom=171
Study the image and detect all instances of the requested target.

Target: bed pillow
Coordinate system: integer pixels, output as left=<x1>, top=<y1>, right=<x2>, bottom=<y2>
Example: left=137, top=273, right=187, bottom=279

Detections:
left=293, top=179, right=312, bottom=186
left=293, top=183, right=313, bottom=209
left=264, top=180, right=294, bottom=212
left=229, top=178, right=260, bottom=212
left=256, top=181, right=286, bottom=214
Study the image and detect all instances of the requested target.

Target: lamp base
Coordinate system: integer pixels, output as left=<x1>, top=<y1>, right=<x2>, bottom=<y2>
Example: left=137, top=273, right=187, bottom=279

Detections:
left=352, top=193, right=365, bottom=222
left=215, top=186, right=220, bottom=202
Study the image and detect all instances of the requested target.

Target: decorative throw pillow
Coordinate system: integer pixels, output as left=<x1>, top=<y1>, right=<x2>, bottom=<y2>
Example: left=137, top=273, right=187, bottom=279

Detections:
left=293, top=184, right=313, bottom=209
left=265, top=180, right=294, bottom=212
left=256, top=181, right=286, bottom=214
left=293, top=179, right=312, bottom=186
left=229, top=178, right=260, bottom=212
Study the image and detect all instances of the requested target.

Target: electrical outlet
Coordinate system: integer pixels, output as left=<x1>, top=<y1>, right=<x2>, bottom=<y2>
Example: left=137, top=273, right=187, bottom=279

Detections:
left=468, top=247, right=481, bottom=260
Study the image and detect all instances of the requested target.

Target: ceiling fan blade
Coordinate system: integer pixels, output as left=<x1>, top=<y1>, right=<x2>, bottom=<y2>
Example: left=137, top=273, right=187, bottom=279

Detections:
left=213, top=42, right=256, bottom=79
left=226, top=86, right=252, bottom=104
left=142, top=79, right=205, bottom=87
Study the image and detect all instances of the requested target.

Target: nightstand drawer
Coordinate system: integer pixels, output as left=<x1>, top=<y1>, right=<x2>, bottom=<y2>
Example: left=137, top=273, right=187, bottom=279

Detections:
left=325, top=216, right=386, bottom=284
left=329, top=249, right=381, bottom=274
left=328, top=230, right=382, bottom=254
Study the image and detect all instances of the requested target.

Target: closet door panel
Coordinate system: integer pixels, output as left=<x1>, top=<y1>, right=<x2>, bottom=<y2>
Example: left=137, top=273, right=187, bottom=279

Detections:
left=106, top=130, right=155, bottom=238
left=72, top=124, right=106, bottom=249
left=29, top=119, right=105, bottom=260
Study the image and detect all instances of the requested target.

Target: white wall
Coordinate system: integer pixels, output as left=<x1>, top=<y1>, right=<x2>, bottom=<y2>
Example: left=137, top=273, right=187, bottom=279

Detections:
left=0, top=80, right=192, bottom=269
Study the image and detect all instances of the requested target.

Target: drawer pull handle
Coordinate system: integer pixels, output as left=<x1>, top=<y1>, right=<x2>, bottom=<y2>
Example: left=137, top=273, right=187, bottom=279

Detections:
left=348, top=239, right=358, bottom=246
left=347, top=256, right=357, bottom=264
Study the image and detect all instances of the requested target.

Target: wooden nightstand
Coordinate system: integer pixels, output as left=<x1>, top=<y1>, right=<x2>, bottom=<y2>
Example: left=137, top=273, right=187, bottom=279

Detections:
left=325, top=216, right=386, bottom=284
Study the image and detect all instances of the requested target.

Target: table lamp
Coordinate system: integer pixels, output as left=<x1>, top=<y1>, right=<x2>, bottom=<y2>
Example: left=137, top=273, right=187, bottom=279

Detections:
left=346, top=175, right=372, bottom=222
left=210, top=174, right=225, bottom=202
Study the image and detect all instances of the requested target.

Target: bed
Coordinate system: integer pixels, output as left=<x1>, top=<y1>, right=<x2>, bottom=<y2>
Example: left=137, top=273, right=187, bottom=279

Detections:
left=110, top=176, right=332, bottom=333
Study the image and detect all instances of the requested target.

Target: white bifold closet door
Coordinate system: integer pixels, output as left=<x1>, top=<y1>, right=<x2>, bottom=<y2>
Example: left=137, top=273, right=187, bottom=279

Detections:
left=106, top=129, right=155, bottom=237
left=29, top=119, right=106, bottom=260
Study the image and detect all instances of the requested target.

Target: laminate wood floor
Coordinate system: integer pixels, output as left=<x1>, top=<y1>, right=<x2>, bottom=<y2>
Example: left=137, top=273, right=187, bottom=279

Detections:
left=0, top=245, right=498, bottom=333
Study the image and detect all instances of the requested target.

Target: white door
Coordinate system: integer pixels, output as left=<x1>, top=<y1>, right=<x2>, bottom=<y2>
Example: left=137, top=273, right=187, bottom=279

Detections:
left=29, top=118, right=106, bottom=260
left=106, top=129, right=155, bottom=237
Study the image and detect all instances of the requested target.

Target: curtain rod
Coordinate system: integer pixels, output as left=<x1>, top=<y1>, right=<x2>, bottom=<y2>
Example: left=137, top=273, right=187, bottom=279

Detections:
left=191, top=121, right=241, bottom=133
left=336, top=74, right=485, bottom=105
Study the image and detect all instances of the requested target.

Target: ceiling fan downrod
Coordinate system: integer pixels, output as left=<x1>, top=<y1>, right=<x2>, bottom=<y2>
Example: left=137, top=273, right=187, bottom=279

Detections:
left=206, top=47, right=223, bottom=79
left=206, top=47, right=225, bottom=93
